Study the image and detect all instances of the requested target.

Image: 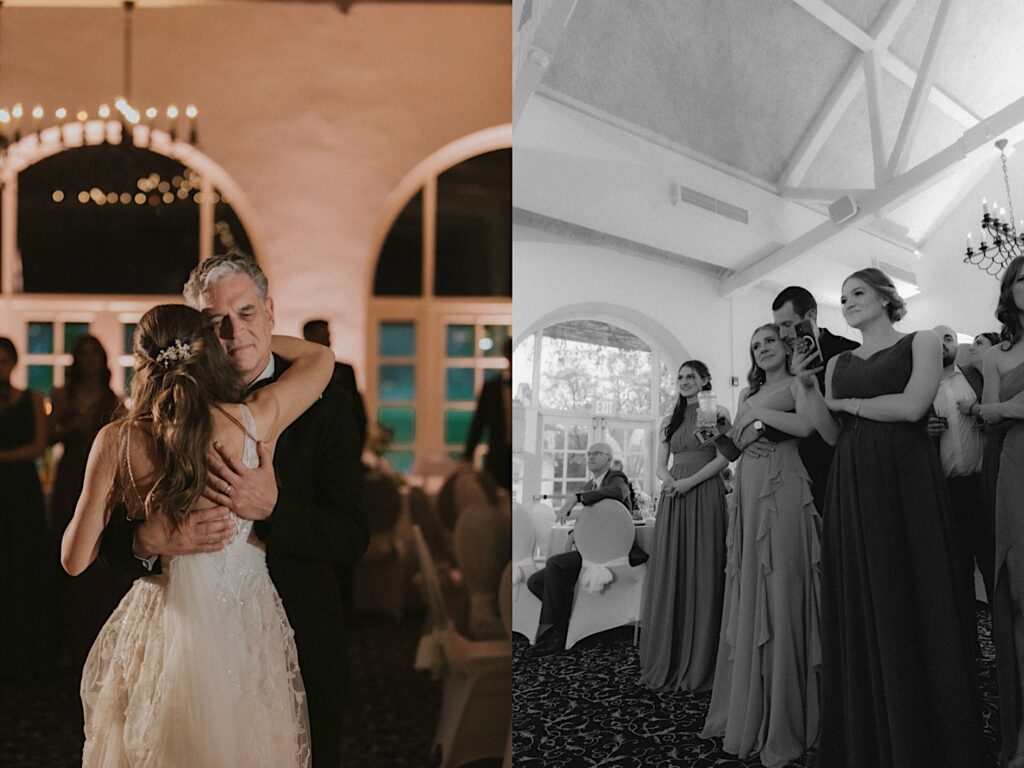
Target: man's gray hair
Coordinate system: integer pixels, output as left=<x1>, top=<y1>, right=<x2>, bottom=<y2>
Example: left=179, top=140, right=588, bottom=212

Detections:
left=182, top=253, right=269, bottom=309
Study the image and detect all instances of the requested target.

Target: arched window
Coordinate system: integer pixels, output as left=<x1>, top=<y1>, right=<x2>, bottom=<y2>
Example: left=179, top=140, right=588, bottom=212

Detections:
left=368, top=126, right=511, bottom=475
left=513, top=318, right=677, bottom=506
left=0, top=123, right=259, bottom=399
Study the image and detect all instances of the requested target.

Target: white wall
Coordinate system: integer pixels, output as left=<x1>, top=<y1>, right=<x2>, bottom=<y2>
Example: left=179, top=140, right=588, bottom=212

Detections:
left=513, top=225, right=793, bottom=414
left=0, top=3, right=511, bottom=377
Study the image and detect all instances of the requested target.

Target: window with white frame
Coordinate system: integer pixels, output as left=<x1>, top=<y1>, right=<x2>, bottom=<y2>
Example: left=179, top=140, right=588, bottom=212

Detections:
left=513, top=319, right=676, bottom=506
left=369, top=129, right=511, bottom=476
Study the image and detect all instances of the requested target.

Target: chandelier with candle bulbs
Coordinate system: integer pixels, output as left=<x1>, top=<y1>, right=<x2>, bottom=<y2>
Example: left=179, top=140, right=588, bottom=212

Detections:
left=964, top=138, right=1024, bottom=278
left=0, top=1, right=200, bottom=173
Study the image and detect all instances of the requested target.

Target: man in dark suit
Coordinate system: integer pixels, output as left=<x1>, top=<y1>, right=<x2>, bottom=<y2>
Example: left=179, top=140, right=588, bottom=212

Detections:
left=302, top=318, right=368, bottom=455
left=100, top=255, right=368, bottom=768
left=526, top=442, right=647, bottom=657
left=464, top=338, right=512, bottom=490
left=766, top=285, right=859, bottom=515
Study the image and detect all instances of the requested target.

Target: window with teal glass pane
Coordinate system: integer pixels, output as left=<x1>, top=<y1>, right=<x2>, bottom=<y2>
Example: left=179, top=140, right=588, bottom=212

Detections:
left=446, top=325, right=475, bottom=357
left=28, top=321, right=54, bottom=354
left=64, top=322, right=90, bottom=352
left=484, top=369, right=503, bottom=383
left=379, top=322, right=415, bottom=357
left=377, top=407, right=415, bottom=443
left=385, top=450, right=414, bottom=475
left=378, top=365, right=415, bottom=401
left=445, top=368, right=476, bottom=401
left=445, top=409, right=474, bottom=445
left=482, top=325, right=510, bottom=357
left=124, top=324, right=137, bottom=354
left=27, top=364, right=53, bottom=395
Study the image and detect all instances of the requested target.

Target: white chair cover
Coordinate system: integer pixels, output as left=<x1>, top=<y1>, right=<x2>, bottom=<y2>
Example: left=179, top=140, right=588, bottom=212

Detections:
left=530, top=502, right=557, bottom=559
left=410, top=525, right=511, bottom=768
left=565, top=499, right=647, bottom=650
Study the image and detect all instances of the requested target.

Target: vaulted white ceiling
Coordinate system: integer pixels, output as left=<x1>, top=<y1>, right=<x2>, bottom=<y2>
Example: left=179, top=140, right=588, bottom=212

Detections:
left=513, top=0, right=1024, bottom=307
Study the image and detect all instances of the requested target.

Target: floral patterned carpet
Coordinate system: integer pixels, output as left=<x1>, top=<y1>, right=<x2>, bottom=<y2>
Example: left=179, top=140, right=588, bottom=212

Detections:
left=512, top=605, right=1000, bottom=767
left=0, top=611, right=445, bottom=768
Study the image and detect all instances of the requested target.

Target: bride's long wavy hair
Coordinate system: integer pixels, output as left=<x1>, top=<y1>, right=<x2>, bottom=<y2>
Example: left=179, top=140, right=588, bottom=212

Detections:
left=118, top=304, right=246, bottom=528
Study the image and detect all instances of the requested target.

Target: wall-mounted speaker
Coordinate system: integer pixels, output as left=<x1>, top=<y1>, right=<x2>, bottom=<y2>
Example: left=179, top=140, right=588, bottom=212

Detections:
left=828, top=195, right=858, bottom=224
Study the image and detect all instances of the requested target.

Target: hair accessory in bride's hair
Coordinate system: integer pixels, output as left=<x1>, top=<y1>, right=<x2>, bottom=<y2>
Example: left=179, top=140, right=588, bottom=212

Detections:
left=155, top=339, right=192, bottom=369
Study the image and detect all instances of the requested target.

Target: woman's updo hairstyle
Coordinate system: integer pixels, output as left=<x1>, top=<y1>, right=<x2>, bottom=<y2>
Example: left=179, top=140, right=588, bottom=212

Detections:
left=120, top=304, right=246, bottom=528
left=845, top=267, right=907, bottom=322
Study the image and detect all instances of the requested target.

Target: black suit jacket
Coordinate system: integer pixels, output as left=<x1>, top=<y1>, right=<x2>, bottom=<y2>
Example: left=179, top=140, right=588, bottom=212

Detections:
left=331, top=360, right=368, bottom=454
left=99, top=354, right=368, bottom=765
left=800, top=327, right=859, bottom=512
left=464, top=375, right=511, bottom=489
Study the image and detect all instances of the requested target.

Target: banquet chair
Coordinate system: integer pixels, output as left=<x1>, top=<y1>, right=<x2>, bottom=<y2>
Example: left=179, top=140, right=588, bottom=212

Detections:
left=564, top=499, right=647, bottom=651
left=437, top=464, right=499, bottom=531
left=409, top=485, right=467, bottom=623
left=452, top=501, right=511, bottom=640
left=351, top=469, right=409, bottom=620
left=411, top=525, right=512, bottom=768
left=510, top=502, right=542, bottom=644
left=529, top=502, right=557, bottom=560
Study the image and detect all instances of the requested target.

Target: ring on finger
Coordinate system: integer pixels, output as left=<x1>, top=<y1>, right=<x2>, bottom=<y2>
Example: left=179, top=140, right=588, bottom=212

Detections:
left=225, top=483, right=232, bottom=495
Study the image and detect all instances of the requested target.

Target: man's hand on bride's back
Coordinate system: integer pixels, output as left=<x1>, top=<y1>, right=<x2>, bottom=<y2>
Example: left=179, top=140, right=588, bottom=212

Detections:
left=203, top=440, right=278, bottom=521
left=133, top=507, right=236, bottom=558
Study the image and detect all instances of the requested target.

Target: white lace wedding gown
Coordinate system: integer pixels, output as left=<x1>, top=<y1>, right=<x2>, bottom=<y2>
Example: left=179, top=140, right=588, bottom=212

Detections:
left=80, top=405, right=311, bottom=768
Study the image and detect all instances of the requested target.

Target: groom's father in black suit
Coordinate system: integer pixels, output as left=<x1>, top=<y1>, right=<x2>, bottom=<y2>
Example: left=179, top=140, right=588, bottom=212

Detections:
left=100, top=255, right=368, bottom=768
left=526, top=442, right=647, bottom=657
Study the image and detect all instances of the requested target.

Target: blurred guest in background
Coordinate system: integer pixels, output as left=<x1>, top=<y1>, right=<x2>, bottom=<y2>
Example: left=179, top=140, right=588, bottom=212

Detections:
left=464, top=337, right=512, bottom=490
left=963, top=332, right=1000, bottom=399
left=302, top=318, right=367, bottom=455
left=638, top=360, right=729, bottom=692
left=48, top=334, right=128, bottom=668
left=0, top=336, right=57, bottom=682
left=928, top=325, right=990, bottom=610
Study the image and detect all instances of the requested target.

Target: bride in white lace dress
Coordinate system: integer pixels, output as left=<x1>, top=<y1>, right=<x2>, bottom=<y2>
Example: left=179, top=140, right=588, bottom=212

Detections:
left=61, top=304, right=334, bottom=768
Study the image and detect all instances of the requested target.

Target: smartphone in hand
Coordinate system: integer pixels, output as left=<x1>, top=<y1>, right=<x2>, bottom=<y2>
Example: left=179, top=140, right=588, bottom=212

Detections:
left=793, top=319, right=823, bottom=370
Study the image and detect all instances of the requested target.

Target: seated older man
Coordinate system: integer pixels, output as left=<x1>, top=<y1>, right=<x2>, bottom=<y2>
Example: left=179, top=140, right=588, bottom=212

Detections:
left=526, top=442, right=648, bottom=657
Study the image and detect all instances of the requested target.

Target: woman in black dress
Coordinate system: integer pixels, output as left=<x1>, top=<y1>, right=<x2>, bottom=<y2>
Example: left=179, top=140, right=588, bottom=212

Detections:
left=799, top=268, right=980, bottom=768
left=48, top=334, right=126, bottom=667
left=0, top=336, right=57, bottom=681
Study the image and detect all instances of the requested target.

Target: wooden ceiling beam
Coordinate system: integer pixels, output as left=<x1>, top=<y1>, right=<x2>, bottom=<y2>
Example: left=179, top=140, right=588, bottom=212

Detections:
left=513, top=0, right=577, bottom=126
left=721, top=91, right=1024, bottom=297
left=886, top=0, right=956, bottom=175
left=864, top=49, right=889, bottom=187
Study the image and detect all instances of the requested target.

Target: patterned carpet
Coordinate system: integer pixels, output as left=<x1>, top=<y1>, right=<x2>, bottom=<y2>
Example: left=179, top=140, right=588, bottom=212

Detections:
left=0, top=611, right=445, bottom=768
left=512, top=604, right=1001, bottom=768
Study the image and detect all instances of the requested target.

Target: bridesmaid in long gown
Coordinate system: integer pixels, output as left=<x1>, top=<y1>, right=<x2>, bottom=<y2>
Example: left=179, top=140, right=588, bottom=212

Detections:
left=0, top=336, right=58, bottom=681
left=978, top=255, right=1024, bottom=768
left=48, top=334, right=128, bottom=667
left=801, top=268, right=980, bottom=768
left=701, top=324, right=822, bottom=768
left=638, top=360, right=729, bottom=692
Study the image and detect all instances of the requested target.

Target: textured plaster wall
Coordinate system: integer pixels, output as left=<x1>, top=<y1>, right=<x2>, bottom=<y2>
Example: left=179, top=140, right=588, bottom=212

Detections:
left=1, top=3, right=511, bottom=377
